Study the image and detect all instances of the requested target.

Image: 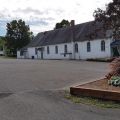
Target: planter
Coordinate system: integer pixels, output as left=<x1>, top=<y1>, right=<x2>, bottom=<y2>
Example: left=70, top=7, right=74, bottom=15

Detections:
left=70, top=78, right=120, bottom=101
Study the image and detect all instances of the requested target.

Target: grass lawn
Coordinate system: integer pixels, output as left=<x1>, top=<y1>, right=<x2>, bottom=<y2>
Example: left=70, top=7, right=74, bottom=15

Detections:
left=65, top=91, right=120, bottom=109
left=0, top=56, right=16, bottom=59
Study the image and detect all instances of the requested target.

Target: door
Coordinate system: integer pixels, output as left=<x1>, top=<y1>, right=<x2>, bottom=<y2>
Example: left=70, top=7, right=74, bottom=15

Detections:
left=41, top=51, right=43, bottom=59
left=112, top=47, right=119, bottom=57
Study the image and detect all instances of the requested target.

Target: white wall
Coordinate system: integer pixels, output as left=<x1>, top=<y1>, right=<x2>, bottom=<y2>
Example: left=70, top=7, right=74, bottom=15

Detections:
left=42, top=43, right=73, bottom=59
left=27, top=48, right=38, bottom=59
left=42, top=38, right=111, bottom=60
left=17, top=50, right=29, bottom=59
left=17, top=51, right=24, bottom=59
left=25, top=43, right=73, bottom=59
left=0, top=51, right=4, bottom=55
left=18, top=38, right=112, bottom=60
left=77, top=38, right=112, bottom=59
left=37, top=51, right=42, bottom=59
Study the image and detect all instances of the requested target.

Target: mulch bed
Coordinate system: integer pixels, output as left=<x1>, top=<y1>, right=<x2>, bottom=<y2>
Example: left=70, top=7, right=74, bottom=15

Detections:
left=77, top=78, right=120, bottom=92
left=70, top=78, right=120, bottom=101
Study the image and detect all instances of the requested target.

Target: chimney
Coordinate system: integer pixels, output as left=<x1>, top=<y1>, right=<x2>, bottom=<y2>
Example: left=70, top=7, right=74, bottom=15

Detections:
left=70, top=20, right=75, bottom=59
left=70, top=20, right=75, bottom=42
left=71, top=20, right=75, bottom=26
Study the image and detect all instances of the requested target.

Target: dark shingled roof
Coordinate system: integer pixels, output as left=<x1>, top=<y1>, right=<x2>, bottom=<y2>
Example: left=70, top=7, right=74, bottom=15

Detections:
left=27, top=21, right=111, bottom=48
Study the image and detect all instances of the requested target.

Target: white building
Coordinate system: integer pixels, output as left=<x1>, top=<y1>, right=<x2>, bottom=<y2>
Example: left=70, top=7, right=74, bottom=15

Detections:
left=17, top=20, right=116, bottom=60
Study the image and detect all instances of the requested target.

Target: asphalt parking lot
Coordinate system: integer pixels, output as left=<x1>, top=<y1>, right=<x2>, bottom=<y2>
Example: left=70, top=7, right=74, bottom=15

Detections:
left=0, top=58, right=119, bottom=120
left=0, top=59, right=108, bottom=92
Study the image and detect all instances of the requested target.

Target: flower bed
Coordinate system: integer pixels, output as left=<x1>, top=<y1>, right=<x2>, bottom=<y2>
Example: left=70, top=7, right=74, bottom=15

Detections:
left=70, top=78, right=120, bottom=101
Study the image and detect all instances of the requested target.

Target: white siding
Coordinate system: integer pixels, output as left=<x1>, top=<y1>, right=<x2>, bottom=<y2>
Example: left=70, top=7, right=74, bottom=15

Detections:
left=17, top=51, right=20, bottom=58
left=17, top=51, right=25, bottom=59
left=37, top=51, right=42, bottom=59
left=43, top=43, right=73, bottom=59
left=28, top=48, right=37, bottom=59
left=78, top=38, right=111, bottom=59
left=0, top=51, right=4, bottom=55
left=17, top=38, right=112, bottom=60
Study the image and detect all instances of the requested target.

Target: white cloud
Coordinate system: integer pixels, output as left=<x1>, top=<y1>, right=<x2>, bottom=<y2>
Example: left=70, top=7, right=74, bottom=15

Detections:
left=0, top=0, right=112, bottom=35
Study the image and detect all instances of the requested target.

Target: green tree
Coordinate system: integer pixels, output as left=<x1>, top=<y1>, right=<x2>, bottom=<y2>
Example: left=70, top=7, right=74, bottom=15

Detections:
left=0, top=36, right=5, bottom=51
left=93, top=0, right=120, bottom=39
left=55, top=19, right=70, bottom=29
left=6, top=19, right=33, bottom=55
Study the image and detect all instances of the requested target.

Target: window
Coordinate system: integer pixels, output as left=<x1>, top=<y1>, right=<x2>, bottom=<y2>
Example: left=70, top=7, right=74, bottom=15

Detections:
left=64, top=45, right=67, bottom=53
left=20, top=51, right=23, bottom=56
left=75, top=43, right=78, bottom=53
left=87, top=42, right=91, bottom=52
left=47, top=46, right=49, bottom=54
left=35, top=48, right=38, bottom=55
left=55, top=46, right=58, bottom=54
left=101, top=40, right=105, bottom=51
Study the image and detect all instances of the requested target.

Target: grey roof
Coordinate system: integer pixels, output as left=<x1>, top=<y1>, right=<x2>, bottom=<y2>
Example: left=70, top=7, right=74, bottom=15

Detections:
left=27, top=21, right=111, bottom=47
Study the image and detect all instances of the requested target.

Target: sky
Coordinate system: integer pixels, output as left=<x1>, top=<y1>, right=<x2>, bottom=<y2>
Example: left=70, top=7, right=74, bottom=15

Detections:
left=0, top=0, right=112, bottom=36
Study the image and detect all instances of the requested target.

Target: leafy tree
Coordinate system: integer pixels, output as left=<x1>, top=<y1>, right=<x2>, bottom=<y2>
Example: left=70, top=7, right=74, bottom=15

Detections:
left=55, top=19, right=70, bottom=29
left=0, top=36, right=5, bottom=51
left=93, top=0, right=120, bottom=39
left=6, top=19, right=33, bottom=55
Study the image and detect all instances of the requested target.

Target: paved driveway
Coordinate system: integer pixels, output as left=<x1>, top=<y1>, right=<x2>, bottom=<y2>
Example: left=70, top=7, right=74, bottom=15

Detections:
left=0, top=59, right=108, bottom=92
left=0, top=59, right=119, bottom=120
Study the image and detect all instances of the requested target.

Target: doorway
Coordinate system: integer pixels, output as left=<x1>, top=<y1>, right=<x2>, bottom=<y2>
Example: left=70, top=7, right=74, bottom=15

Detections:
left=112, top=47, right=120, bottom=57
left=41, top=51, right=43, bottom=59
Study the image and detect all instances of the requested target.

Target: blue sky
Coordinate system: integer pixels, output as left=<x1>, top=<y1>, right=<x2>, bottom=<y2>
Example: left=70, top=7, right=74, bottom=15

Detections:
left=0, top=0, right=112, bottom=36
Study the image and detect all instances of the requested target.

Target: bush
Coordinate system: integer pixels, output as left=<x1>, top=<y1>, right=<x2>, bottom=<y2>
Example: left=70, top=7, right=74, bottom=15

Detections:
left=108, top=76, right=120, bottom=87
left=105, top=57, right=120, bottom=79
